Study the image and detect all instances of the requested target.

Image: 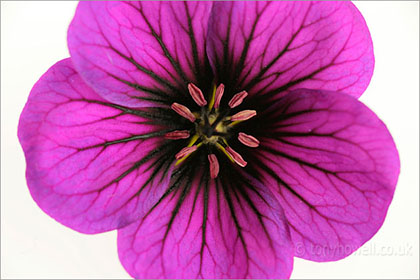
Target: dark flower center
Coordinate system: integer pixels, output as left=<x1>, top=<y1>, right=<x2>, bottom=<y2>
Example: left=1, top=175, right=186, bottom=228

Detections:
left=165, top=83, right=260, bottom=178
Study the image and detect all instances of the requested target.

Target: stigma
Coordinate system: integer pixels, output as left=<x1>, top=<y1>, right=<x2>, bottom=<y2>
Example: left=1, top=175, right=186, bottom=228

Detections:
left=167, top=82, right=259, bottom=178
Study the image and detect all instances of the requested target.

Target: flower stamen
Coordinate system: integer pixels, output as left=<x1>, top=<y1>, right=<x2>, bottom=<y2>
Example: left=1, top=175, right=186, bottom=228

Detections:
left=215, top=142, right=235, bottom=163
left=171, top=103, right=196, bottom=122
left=208, top=154, right=220, bottom=178
left=175, top=145, right=198, bottom=160
left=213, top=83, right=225, bottom=109
left=169, top=83, right=256, bottom=171
left=230, top=110, right=257, bottom=122
left=238, top=132, right=260, bottom=148
left=165, top=130, right=190, bottom=140
left=175, top=137, right=202, bottom=165
left=228, top=90, right=248, bottom=108
left=225, top=146, right=247, bottom=167
left=188, top=83, right=207, bottom=107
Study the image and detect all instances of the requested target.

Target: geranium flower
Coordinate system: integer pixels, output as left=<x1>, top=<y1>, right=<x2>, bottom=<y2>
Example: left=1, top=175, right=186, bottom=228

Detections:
left=18, top=1, right=400, bottom=279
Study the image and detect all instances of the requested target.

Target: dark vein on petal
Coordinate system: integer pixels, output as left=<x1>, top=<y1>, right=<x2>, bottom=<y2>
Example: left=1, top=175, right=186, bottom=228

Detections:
left=242, top=3, right=312, bottom=91
left=108, top=74, right=172, bottom=104
left=78, top=131, right=167, bottom=151
left=183, top=2, right=201, bottom=77
left=199, top=172, right=209, bottom=275
left=161, top=165, right=196, bottom=252
left=219, top=177, right=250, bottom=277
left=232, top=3, right=268, bottom=86
left=129, top=2, right=189, bottom=84
left=143, top=163, right=190, bottom=219
left=88, top=3, right=183, bottom=96
left=254, top=156, right=314, bottom=210
left=102, top=144, right=170, bottom=191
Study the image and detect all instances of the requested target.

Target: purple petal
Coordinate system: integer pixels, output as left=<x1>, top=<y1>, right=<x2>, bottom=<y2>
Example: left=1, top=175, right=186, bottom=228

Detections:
left=18, top=59, right=173, bottom=234
left=68, top=1, right=213, bottom=108
left=249, top=88, right=399, bottom=261
left=207, top=2, right=374, bottom=101
left=117, top=170, right=294, bottom=278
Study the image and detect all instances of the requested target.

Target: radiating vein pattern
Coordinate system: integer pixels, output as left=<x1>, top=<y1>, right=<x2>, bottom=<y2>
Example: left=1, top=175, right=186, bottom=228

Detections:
left=207, top=2, right=374, bottom=102
left=18, top=1, right=399, bottom=278
left=118, top=162, right=293, bottom=279
left=68, top=2, right=214, bottom=108
left=241, top=89, right=399, bottom=260
left=19, top=59, right=178, bottom=233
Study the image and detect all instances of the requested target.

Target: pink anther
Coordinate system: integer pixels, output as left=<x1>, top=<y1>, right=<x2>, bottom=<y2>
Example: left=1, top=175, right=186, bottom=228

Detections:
left=208, top=154, right=220, bottom=179
left=175, top=145, right=198, bottom=160
left=225, top=146, right=247, bottom=167
left=230, top=110, right=257, bottom=122
left=171, top=103, right=196, bottom=123
left=165, top=130, right=190, bottom=140
left=213, top=84, right=225, bottom=109
left=188, top=83, right=207, bottom=106
left=228, top=90, right=248, bottom=108
left=238, top=132, right=260, bottom=148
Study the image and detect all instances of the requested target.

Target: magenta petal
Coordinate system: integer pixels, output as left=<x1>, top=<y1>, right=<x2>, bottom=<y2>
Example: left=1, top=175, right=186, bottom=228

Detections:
left=207, top=2, right=374, bottom=99
left=18, top=59, right=173, bottom=233
left=68, top=1, right=213, bottom=107
left=251, top=88, right=399, bottom=261
left=117, top=171, right=294, bottom=278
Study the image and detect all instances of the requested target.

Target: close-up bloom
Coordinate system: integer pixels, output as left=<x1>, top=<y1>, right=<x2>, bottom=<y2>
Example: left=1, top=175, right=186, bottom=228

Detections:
left=17, top=1, right=401, bottom=278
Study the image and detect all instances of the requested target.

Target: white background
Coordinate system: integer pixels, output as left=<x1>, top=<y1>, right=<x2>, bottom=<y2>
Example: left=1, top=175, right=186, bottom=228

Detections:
left=1, top=1, right=419, bottom=279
